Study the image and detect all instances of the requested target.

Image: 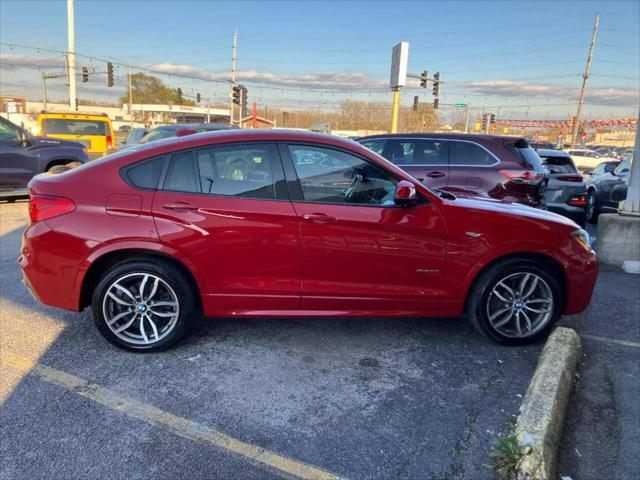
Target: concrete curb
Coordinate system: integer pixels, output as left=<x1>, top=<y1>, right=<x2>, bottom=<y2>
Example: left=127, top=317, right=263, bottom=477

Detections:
left=515, top=327, right=582, bottom=480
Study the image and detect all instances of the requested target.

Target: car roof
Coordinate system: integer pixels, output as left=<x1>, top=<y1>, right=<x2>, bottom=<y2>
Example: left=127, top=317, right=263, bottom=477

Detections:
left=358, top=132, right=523, bottom=143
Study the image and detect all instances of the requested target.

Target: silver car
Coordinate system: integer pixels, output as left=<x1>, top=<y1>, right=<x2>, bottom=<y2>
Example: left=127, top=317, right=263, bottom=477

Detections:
left=537, top=149, right=587, bottom=227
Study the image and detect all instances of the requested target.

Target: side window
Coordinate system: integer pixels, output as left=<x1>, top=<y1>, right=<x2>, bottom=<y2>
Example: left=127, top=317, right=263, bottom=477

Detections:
left=359, top=139, right=385, bottom=155
left=449, top=141, right=495, bottom=166
left=0, top=120, right=18, bottom=142
left=592, top=164, right=604, bottom=175
left=126, top=156, right=165, bottom=189
left=196, top=144, right=277, bottom=199
left=288, top=145, right=397, bottom=206
left=381, top=139, right=447, bottom=165
left=164, top=150, right=199, bottom=193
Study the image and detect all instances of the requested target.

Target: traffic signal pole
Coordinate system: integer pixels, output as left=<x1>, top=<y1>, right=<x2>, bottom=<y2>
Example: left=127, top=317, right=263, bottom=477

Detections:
left=391, top=89, right=401, bottom=133
left=67, top=0, right=77, bottom=111
left=229, top=29, right=238, bottom=126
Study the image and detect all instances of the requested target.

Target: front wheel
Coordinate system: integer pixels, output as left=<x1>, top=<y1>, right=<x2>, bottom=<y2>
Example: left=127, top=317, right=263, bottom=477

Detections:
left=467, top=259, right=562, bottom=345
left=92, top=259, right=198, bottom=351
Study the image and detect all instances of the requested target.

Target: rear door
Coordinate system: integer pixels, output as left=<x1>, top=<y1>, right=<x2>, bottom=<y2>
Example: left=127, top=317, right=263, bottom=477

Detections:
left=151, top=142, right=301, bottom=314
left=361, top=138, right=449, bottom=189
left=447, top=140, right=499, bottom=197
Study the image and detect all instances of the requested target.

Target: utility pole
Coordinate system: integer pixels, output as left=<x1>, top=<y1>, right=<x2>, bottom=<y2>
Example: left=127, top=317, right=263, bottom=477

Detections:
left=571, top=13, right=599, bottom=147
left=128, top=64, right=133, bottom=127
left=41, top=73, right=48, bottom=111
left=464, top=104, right=470, bottom=133
left=229, top=29, right=238, bottom=126
left=67, top=0, right=77, bottom=111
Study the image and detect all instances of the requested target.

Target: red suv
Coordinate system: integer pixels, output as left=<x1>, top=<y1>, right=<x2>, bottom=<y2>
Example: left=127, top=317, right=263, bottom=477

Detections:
left=19, top=130, right=597, bottom=351
left=358, top=134, right=548, bottom=207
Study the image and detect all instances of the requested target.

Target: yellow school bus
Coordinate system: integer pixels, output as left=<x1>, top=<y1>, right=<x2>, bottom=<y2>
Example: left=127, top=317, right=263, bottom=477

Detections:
left=37, top=112, right=115, bottom=157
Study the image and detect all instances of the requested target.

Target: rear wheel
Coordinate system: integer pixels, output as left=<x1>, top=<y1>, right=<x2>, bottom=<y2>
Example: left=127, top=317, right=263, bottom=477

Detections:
left=92, top=259, right=198, bottom=351
left=468, top=259, right=562, bottom=345
left=586, top=190, right=600, bottom=224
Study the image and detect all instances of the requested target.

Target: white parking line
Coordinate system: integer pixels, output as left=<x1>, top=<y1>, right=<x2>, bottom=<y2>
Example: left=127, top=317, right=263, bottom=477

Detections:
left=581, top=334, right=640, bottom=349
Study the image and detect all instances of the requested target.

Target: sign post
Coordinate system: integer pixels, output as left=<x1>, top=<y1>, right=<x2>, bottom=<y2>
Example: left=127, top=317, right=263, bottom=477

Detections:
left=390, top=42, right=409, bottom=133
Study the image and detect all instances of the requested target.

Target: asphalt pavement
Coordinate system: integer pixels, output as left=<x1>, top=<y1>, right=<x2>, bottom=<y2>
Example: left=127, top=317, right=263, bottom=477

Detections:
left=1, top=200, right=638, bottom=480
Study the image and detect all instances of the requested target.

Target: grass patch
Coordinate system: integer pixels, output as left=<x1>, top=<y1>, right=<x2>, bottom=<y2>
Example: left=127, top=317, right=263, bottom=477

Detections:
left=488, top=433, right=525, bottom=480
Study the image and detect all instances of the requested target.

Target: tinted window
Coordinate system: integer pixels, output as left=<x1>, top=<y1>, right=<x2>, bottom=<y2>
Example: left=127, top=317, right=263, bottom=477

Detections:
left=0, top=120, right=18, bottom=142
left=359, top=139, right=385, bottom=155
left=379, top=139, right=447, bottom=165
left=196, top=144, right=277, bottom=199
left=42, top=119, right=107, bottom=136
left=126, top=157, right=164, bottom=189
left=164, top=151, right=199, bottom=193
left=139, top=128, right=174, bottom=144
left=450, top=141, right=495, bottom=166
left=288, top=145, right=397, bottom=206
left=540, top=155, right=577, bottom=174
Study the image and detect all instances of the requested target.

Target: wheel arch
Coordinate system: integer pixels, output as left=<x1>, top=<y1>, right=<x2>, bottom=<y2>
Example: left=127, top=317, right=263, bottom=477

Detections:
left=79, top=248, right=204, bottom=312
left=44, top=158, right=76, bottom=171
left=463, top=251, right=566, bottom=314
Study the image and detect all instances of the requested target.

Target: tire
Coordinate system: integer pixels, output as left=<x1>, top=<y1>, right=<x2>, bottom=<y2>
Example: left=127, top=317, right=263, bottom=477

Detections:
left=92, top=258, right=199, bottom=352
left=586, top=190, right=600, bottom=224
left=467, top=258, right=562, bottom=346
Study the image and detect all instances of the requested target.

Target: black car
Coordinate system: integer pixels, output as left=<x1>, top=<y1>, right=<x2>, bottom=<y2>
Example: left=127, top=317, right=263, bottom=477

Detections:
left=0, top=116, right=89, bottom=199
left=537, top=149, right=587, bottom=226
left=585, top=156, right=632, bottom=223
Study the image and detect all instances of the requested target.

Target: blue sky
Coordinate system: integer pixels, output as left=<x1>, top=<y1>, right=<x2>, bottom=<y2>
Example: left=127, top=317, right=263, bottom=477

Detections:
left=1, top=0, right=638, bottom=119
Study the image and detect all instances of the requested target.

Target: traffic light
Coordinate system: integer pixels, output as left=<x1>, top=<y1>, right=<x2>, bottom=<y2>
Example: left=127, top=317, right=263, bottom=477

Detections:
left=82, top=66, right=89, bottom=83
left=106, top=62, right=114, bottom=87
left=490, top=113, right=496, bottom=125
left=433, top=97, right=439, bottom=110
left=240, top=86, right=248, bottom=117
left=232, top=85, right=241, bottom=105
left=432, top=71, right=440, bottom=97
left=196, top=92, right=201, bottom=103
left=481, top=113, right=488, bottom=132
left=75, top=98, right=79, bottom=111
left=420, top=70, right=428, bottom=88
left=177, top=88, right=183, bottom=105
left=413, top=95, right=419, bottom=111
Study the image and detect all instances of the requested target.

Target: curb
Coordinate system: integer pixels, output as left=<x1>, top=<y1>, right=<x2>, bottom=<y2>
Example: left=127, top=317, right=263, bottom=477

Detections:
left=515, top=327, right=582, bottom=480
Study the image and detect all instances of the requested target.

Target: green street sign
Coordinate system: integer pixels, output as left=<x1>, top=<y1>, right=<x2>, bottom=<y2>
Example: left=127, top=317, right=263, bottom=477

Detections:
left=454, top=103, right=467, bottom=108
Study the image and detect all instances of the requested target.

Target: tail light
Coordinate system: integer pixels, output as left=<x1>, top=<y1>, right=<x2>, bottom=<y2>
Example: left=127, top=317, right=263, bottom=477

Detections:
left=567, top=194, right=588, bottom=207
left=29, top=195, right=75, bottom=222
left=556, top=175, right=584, bottom=182
left=106, top=134, right=114, bottom=150
left=500, top=170, right=546, bottom=185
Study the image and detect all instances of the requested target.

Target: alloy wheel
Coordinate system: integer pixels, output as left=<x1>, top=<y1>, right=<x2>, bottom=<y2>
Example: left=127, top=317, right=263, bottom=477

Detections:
left=102, top=273, right=180, bottom=346
left=485, top=272, right=554, bottom=338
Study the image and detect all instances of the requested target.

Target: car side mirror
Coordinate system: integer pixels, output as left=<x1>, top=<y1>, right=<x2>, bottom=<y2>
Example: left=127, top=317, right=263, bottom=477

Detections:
left=395, top=180, right=417, bottom=206
left=611, top=184, right=627, bottom=203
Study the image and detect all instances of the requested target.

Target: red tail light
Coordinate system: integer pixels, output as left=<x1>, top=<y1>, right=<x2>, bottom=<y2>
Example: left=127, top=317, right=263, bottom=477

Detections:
left=106, top=134, right=114, bottom=149
left=567, top=194, right=588, bottom=207
left=29, top=195, right=75, bottom=222
left=500, top=170, right=546, bottom=185
left=556, top=175, right=584, bottom=182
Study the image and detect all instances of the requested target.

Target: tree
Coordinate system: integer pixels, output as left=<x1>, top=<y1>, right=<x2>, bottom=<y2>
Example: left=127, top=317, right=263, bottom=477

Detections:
left=120, top=73, right=195, bottom=106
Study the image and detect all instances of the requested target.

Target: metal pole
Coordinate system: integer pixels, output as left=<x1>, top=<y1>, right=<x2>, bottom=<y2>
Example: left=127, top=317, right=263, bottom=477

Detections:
left=229, top=29, right=237, bottom=126
left=128, top=64, right=133, bottom=127
left=207, top=98, right=211, bottom=123
left=464, top=104, right=470, bottom=133
left=571, top=13, right=599, bottom=147
left=67, top=0, right=77, bottom=111
left=41, top=73, right=48, bottom=111
left=391, top=88, right=401, bottom=133
left=620, top=113, right=640, bottom=215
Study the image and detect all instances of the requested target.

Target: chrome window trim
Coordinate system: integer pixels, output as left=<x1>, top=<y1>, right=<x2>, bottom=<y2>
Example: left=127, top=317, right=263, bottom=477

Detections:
left=374, top=137, right=501, bottom=168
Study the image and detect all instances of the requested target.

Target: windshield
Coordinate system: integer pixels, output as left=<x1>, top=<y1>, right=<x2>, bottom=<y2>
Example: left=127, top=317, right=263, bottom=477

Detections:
left=540, top=155, right=577, bottom=174
left=42, top=119, right=108, bottom=136
left=615, top=158, right=631, bottom=175
left=139, top=128, right=173, bottom=144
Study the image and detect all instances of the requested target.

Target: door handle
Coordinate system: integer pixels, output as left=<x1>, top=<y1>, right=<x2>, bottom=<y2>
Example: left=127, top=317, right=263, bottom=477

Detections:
left=426, top=171, right=446, bottom=178
left=163, top=202, right=199, bottom=211
left=302, top=213, right=336, bottom=224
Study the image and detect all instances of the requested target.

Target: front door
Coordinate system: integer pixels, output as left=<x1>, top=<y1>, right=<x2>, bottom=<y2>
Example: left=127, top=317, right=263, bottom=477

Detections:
left=151, top=143, right=301, bottom=314
left=0, top=118, right=37, bottom=190
left=282, top=143, right=448, bottom=314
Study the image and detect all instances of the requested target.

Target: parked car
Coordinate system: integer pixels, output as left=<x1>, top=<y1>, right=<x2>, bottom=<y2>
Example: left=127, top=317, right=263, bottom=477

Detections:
left=536, top=149, right=587, bottom=226
left=20, top=130, right=598, bottom=351
left=585, top=156, right=632, bottom=223
left=358, top=133, right=548, bottom=208
left=0, top=116, right=88, bottom=199
left=563, top=148, right=617, bottom=172
left=583, top=160, right=620, bottom=180
left=119, top=127, right=149, bottom=149
left=136, top=123, right=237, bottom=146
left=37, top=112, right=115, bottom=158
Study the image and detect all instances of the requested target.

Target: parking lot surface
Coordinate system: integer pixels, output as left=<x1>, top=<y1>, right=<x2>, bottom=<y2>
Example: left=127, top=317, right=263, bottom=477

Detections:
left=1, top=200, right=638, bottom=479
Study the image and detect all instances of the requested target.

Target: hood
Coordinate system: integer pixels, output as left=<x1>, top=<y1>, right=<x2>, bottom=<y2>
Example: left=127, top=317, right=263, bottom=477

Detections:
left=32, top=136, right=85, bottom=150
left=449, top=196, right=579, bottom=228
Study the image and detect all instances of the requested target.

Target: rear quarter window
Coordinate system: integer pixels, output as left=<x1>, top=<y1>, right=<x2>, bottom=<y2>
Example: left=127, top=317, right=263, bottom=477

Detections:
left=506, top=141, right=545, bottom=170
left=125, top=157, right=165, bottom=189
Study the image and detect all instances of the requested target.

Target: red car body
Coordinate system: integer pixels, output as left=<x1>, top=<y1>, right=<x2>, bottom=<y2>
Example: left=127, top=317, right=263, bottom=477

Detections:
left=19, top=130, right=597, bottom=332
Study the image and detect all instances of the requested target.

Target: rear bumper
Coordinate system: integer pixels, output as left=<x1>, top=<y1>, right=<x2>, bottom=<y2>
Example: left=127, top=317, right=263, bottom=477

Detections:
left=18, top=221, right=82, bottom=311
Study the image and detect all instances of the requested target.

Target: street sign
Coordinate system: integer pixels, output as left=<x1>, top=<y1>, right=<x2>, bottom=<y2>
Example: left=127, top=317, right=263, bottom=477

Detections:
left=390, top=42, right=409, bottom=89
left=454, top=103, right=467, bottom=108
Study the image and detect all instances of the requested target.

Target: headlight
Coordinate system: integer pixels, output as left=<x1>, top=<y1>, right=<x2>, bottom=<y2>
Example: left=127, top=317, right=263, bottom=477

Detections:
left=571, top=228, right=592, bottom=251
